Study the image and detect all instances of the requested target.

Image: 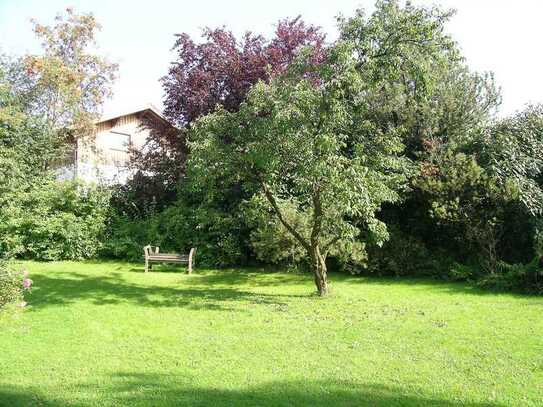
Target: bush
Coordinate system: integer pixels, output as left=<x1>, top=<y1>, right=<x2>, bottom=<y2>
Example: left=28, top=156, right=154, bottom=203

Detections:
left=478, top=259, right=543, bottom=294
left=244, top=197, right=307, bottom=265
left=101, top=214, right=163, bottom=261
left=0, top=262, right=31, bottom=310
left=448, top=262, right=477, bottom=281
left=103, top=198, right=251, bottom=267
left=365, top=226, right=453, bottom=277
left=0, top=180, right=110, bottom=260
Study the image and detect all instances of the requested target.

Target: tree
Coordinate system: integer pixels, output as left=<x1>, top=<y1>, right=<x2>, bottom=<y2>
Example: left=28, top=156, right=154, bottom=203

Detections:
left=115, top=17, right=327, bottom=267
left=131, top=17, right=325, bottom=191
left=337, top=0, right=500, bottom=156
left=330, top=1, right=504, bottom=276
left=162, top=16, right=325, bottom=128
left=414, top=150, right=518, bottom=274
left=19, top=8, right=117, bottom=136
left=190, top=41, right=410, bottom=295
left=0, top=66, right=60, bottom=195
left=475, top=104, right=543, bottom=216
left=0, top=10, right=115, bottom=261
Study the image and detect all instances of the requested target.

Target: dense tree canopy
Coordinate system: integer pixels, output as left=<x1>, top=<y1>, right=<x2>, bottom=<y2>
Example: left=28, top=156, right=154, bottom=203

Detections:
left=162, top=16, right=325, bottom=128
left=188, top=0, right=481, bottom=294
left=8, top=8, right=117, bottom=137
left=3, top=1, right=543, bottom=295
left=0, top=9, right=114, bottom=261
left=113, top=0, right=543, bottom=295
left=129, top=17, right=326, bottom=193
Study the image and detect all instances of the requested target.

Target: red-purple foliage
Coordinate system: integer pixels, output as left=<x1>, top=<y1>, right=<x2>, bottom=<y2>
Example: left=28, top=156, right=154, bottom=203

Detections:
left=125, top=17, right=325, bottom=210
left=162, top=16, right=325, bottom=128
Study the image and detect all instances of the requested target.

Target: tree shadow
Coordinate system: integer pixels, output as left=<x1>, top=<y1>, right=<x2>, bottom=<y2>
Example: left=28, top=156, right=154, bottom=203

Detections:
left=0, top=374, right=505, bottom=406
left=191, top=268, right=309, bottom=288
left=336, top=273, right=543, bottom=302
left=26, top=271, right=296, bottom=312
left=129, top=265, right=187, bottom=273
left=126, top=265, right=309, bottom=288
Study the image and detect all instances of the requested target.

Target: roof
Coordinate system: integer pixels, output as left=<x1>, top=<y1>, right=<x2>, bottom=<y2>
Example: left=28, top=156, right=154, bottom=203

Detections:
left=96, top=103, right=169, bottom=125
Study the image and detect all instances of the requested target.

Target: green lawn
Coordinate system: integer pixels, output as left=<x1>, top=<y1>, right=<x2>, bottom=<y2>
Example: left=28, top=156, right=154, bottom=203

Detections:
left=1, top=261, right=542, bottom=406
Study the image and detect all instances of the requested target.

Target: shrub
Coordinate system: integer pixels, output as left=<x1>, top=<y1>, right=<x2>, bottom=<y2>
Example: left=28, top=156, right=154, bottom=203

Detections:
left=448, top=262, right=477, bottom=281
left=478, top=259, right=543, bottom=294
left=244, top=197, right=307, bottom=265
left=414, top=151, right=519, bottom=275
left=0, top=262, right=31, bottom=310
left=103, top=198, right=251, bottom=267
left=0, top=180, right=110, bottom=260
left=365, top=226, right=453, bottom=277
left=101, top=214, right=160, bottom=261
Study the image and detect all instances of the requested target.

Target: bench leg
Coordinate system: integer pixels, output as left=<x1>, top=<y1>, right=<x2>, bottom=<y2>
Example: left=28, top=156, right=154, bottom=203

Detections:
left=188, top=259, right=192, bottom=274
left=145, top=259, right=149, bottom=273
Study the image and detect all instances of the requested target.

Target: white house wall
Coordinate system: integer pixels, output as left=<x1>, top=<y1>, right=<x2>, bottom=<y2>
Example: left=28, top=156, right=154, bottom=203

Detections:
left=75, top=112, right=152, bottom=184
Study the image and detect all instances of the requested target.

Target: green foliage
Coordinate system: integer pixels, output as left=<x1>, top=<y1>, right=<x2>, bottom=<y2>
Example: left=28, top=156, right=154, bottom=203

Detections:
left=478, top=259, right=543, bottom=294
left=415, top=151, right=518, bottom=273
left=190, top=36, right=413, bottom=294
left=174, top=185, right=253, bottom=267
left=244, top=195, right=308, bottom=265
left=0, top=72, right=65, bottom=192
left=103, top=195, right=250, bottom=267
left=2, top=1, right=543, bottom=296
left=101, top=215, right=158, bottom=261
left=0, top=262, right=22, bottom=309
left=0, top=181, right=110, bottom=260
left=336, top=0, right=501, bottom=156
left=365, top=226, right=452, bottom=277
left=532, top=218, right=543, bottom=258
left=0, top=15, right=115, bottom=262
left=448, top=262, right=477, bottom=281
left=475, top=104, right=543, bottom=215
left=100, top=3, right=543, bottom=295
left=23, top=8, right=118, bottom=135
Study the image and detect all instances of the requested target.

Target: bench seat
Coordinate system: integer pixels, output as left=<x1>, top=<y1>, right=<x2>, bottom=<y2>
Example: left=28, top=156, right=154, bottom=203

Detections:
left=144, top=246, right=196, bottom=273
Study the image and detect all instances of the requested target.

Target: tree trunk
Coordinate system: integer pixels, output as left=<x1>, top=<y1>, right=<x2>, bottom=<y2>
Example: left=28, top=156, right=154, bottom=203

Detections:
left=311, top=246, right=329, bottom=296
left=260, top=183, right=330, bottom=295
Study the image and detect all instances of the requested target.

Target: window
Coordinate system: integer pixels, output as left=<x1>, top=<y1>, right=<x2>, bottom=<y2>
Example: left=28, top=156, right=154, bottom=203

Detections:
left=102, top=131, right=131, bottom=166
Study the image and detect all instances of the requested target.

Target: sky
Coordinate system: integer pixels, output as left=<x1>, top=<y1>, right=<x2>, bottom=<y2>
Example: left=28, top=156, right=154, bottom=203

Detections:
left=0, top=0, right=542, bottom=117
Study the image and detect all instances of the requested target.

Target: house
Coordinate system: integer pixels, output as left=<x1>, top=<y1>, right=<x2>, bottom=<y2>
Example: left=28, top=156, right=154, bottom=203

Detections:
left=59, top=104, right=173, bottom=184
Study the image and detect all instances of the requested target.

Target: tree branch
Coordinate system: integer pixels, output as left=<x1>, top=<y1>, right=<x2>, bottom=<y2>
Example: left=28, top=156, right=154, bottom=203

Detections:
left=261, top=182, right=311, bottom=252
left=310, top=185, right=323, bottom=248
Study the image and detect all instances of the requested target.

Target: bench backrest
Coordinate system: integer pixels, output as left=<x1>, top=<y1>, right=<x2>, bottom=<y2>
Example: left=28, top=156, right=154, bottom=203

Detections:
left=143, top=245, right=159, bottom=259
left=144, top=245, right=196, bottom=263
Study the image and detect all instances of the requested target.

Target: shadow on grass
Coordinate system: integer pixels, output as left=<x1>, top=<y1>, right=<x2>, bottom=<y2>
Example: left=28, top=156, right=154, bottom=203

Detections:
left=0, top=374, right=505, bottom=407
left=335, top=272, right=543, bottom=301
left=26, top=268, right=542, bottom=315
left=22, top=259, right=542, bottom=314
left=130, top=265, right=187, bottom=273
left=27, top=270, right=301, bottom=311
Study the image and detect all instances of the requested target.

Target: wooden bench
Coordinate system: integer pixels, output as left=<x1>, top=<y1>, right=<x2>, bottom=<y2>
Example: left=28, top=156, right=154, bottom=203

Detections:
left=143, top=245, right=196, bottom=274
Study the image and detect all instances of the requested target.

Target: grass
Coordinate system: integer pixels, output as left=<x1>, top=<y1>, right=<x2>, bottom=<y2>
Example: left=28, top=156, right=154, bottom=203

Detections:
left=1, top=261, right=542, bottom=406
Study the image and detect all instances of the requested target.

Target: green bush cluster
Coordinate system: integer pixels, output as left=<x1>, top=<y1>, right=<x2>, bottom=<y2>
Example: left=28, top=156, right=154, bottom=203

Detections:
left=3, top=1, right=543, bottom=296
left=102, top=197, right=251, bottom=267
left=478, top=260, right=543, bottom=294
left=0, top=266, right=21, bottom=309
left=1, top=64, right=111, bottom=262
left=364, top=227, right=454, bottom=278
left=0, top=262, right=31, bottom=310
left=0, top=181, right=110, bottom=260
